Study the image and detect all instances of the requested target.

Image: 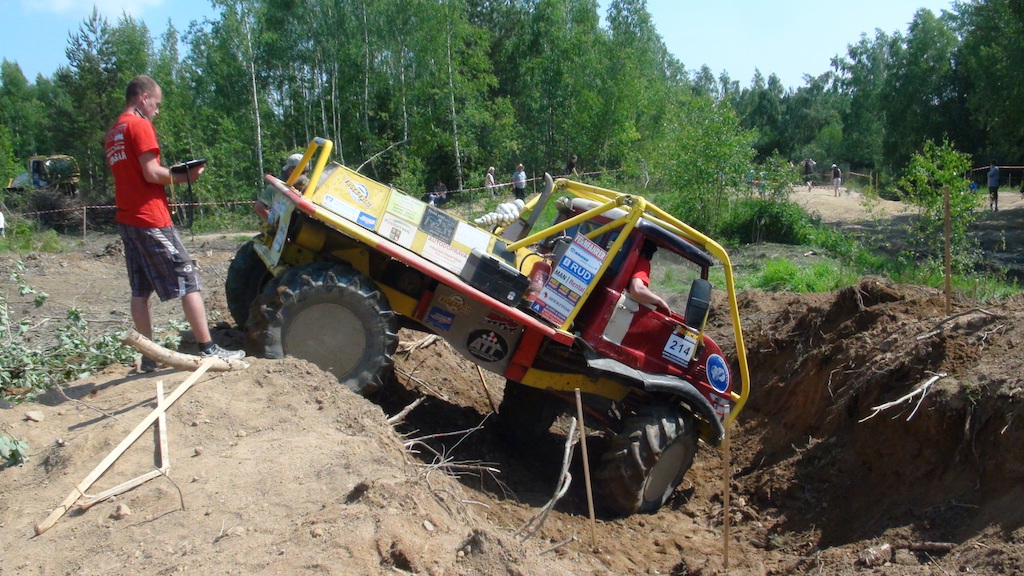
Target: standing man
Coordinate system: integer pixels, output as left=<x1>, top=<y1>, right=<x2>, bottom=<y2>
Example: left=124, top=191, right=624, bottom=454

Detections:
left=831, top=163, right=842, bottom=197
left=0, top=208, right=5, bottom=237
left=804, top=158, right=816, bottom=192
left=987, top=161, right=1000, bottom=211
left=512, top=163, right=527, bottom=201
left=105, top=75, right=244, bottom=371
left=484, top=166, right=497, bottom=197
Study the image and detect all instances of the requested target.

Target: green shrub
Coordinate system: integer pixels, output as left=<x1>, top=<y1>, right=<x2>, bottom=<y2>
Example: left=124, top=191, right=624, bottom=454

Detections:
left=719, top=198, right=812, bottom=244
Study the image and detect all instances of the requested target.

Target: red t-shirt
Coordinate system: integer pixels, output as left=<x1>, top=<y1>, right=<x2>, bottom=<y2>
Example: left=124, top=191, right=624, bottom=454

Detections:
left=631, top=257, right=651, bottom=286
left=105, top=112, right=172, bottom=228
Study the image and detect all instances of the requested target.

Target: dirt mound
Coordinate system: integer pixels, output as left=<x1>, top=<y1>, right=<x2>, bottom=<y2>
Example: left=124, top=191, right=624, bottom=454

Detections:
left=2, top=357, right=594, bottom=575
left=3, top=234, right=1024, bottom=575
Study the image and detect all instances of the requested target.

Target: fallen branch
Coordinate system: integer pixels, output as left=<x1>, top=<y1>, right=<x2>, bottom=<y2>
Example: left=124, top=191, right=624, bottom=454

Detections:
left=916, top=308, right=1002, bottom=340
left=397, top=334, right=440, bottom=354
left=515, top=417, right=577, bottom=542
left=860, top=372, right=947, bottom=423
left=909, top=542, right=956, bottom=553
left=394, top=367, right=450, bottom=402
left=539, top=534, right=577, bottom=556
left=121, top=329, right=249, bottom=372
left=387, top=396, right=426, bottom=425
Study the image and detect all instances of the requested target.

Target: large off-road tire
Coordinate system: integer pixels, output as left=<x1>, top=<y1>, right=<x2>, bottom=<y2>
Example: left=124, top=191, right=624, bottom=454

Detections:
left=225, top=237, right=271, bottom=328
left=250, top=262, right=398, bottom=395
left=497, top=380, right=563, bottom=440
left=594, top=404, right=698, bottom=516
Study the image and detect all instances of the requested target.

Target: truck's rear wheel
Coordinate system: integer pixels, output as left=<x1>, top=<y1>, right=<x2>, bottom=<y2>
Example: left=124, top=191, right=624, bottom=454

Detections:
left=594, top=404, right=698, bottom=516
left=252, top=262, right=398, bottom=395
left=225, top=237, right=271, bottom=328
left=497, top=380, right=562, bottom=440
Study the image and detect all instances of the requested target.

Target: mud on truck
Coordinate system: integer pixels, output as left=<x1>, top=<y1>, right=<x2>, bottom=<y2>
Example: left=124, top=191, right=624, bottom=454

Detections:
left=227, top=138, right=751, bottom=516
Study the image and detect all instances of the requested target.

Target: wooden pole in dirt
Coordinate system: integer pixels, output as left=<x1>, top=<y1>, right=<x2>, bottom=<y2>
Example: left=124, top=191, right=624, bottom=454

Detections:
left=722, top=421, right=732, bottom=570
left=574, top=388, right=597, bottom=550
left=34, top=358, right=216, bottom=535
left=943, top=186, right=952, bottom=314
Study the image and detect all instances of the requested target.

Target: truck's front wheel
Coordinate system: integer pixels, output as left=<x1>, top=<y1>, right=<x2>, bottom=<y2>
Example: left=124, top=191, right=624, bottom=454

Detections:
left=252, top=262, right=398, bottom=395
left=225, top=237, right=271, bottom=328
left=594, top=404, right=698, bottom=516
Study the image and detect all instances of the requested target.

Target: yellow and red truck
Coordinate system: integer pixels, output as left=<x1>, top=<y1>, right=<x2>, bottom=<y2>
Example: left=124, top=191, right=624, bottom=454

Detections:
left=227, top=138, right=750, bottom=516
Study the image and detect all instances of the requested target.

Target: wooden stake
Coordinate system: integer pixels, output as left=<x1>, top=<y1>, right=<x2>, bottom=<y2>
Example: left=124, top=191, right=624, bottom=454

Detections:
left=34, top=359, right=216, bottom=535
left=156, top=381, right=169, bottom=469
left=79, top=382, right=171, bottom=511
left=575, top=388, right=597, bottom=550
left=723, top=419, right=732, bottom=570
left=77, top=469, right=165, bottom=511
left=943, top=186, right=952, bottom=315
left=475, top=365, right=498, bottom=413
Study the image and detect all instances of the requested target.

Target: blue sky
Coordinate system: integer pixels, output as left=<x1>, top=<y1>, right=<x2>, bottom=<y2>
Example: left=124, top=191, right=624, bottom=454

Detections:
left=1, top=0, right=954, bottom=90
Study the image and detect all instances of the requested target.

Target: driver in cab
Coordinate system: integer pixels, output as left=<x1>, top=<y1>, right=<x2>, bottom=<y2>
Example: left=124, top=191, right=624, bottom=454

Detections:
left=628, top=239, right=671, bottom=315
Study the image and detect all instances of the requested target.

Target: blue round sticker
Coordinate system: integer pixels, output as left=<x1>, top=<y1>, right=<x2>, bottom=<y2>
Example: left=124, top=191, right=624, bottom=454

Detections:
left=706, top=354, right=730, bottom=393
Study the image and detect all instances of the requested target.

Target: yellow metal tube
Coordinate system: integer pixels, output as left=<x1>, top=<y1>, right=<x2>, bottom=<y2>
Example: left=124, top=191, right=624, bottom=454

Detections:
left=504, top=196, right=626, bottom=252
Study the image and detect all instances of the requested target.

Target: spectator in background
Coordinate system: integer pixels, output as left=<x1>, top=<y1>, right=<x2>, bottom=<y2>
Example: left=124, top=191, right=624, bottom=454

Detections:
left=987, top=161, right=1000, bottom=211
left=485, top=166, right=497, bottom=197
left=0, top=209, right=5, bottom=237
left=804, top=158, right=816, bottom=192
left=565, top=155, right=579, bottom=178
left=512, top=164, right=527, bottom=201
left=429, top=179, right=448, bottom=206
left=831, top=163, right=842, bottom=197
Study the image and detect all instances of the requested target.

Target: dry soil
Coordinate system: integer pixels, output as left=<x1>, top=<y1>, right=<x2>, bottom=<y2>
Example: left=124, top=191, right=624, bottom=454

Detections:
left=2, top=186, right=1024, bottom=575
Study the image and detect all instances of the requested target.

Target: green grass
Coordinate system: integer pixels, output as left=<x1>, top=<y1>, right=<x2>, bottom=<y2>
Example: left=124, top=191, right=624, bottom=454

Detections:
left=0, top=218, right=67, bottom=253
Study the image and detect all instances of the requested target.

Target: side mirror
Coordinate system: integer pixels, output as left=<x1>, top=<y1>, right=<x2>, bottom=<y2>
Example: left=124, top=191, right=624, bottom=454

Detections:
left=684, top=278, right=712, bottom=330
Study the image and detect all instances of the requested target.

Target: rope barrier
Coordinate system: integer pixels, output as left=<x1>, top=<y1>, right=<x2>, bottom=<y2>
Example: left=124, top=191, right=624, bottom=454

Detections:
left=7, top=167, right=627, bottom=219
left=11, top=200, right=258, bottom=219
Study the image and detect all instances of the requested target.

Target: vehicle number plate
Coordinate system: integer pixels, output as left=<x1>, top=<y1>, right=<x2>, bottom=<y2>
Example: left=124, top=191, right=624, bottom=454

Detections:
left=663, top=326, right=698, bottom=367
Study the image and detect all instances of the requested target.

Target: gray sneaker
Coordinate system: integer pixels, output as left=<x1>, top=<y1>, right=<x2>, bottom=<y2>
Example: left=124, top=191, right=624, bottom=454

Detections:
left=199, top=343, right=246, bottom=361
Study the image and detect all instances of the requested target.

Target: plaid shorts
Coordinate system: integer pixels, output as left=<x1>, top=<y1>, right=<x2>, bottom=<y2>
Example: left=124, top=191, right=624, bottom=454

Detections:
left=118, top=223, right=202, bottom=301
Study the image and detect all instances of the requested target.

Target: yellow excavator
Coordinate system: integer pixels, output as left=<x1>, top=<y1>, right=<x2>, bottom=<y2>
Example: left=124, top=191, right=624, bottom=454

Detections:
left=6, top=155, right=80, bottom=196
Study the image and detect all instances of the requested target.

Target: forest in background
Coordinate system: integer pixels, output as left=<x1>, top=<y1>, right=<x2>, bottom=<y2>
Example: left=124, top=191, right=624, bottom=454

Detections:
left=0, top=0, right=1022, bottom=236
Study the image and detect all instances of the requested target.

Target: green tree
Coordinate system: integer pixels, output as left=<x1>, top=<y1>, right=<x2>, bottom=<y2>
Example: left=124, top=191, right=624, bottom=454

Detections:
left=0, top=61, right=46, bottom=159
left=832, top=30, right=894, bottom=171
left=643, top=92, right=754, bottom=233
left=957, top=0, right=1024, bottom=160
left=883, top=9, right=958, bottom=171
left=897, top=140, right=979, bottom=271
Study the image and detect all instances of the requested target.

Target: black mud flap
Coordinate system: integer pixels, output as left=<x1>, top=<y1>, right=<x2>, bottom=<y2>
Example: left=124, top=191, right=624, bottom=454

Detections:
left=583, top=353, right=726, bottom=447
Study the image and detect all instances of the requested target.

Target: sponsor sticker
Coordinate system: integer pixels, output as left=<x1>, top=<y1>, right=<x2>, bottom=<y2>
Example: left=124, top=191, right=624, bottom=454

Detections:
left=484, top=312, right=521, bottom=333
left=467, top=329, right=508, bottom=363
left=438, top=293, right=472, bottom=314
left=356, top=212, right=378, bottom=229
left=425, top=307, right=455, bottom=332
left=707, top=354, right=730, bottom=393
